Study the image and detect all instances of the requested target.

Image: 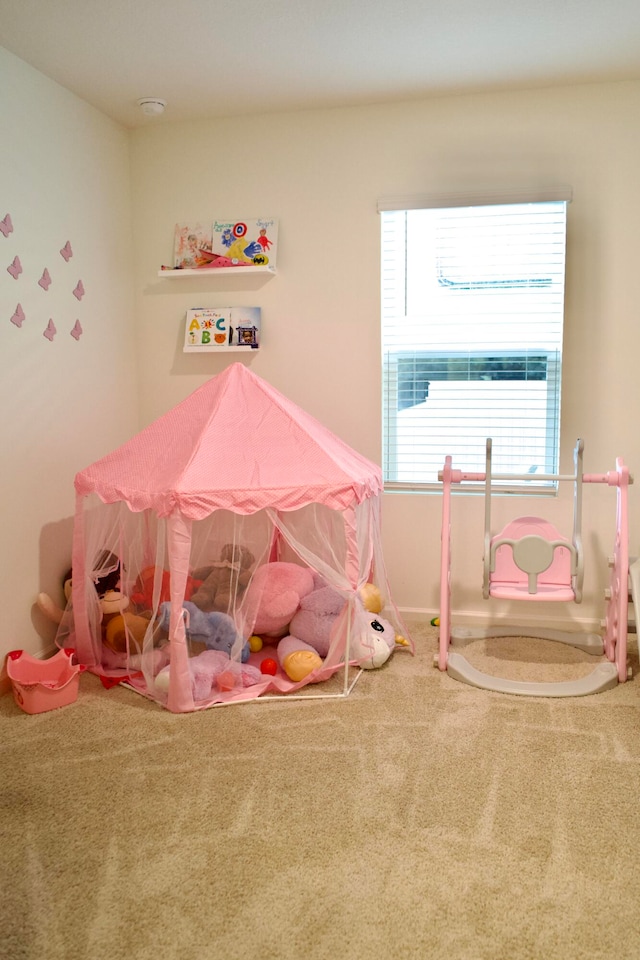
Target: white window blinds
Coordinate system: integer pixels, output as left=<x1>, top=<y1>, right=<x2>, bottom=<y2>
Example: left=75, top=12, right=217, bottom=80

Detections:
left=380, top=196, right=569, bottom=488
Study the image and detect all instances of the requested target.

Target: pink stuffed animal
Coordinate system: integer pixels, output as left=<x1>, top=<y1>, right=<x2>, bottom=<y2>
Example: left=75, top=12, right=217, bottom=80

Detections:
left=243, top=561, right=315, bottom=638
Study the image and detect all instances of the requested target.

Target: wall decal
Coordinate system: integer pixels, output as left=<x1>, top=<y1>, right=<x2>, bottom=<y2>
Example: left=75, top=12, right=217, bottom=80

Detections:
left=10, top=304, right=25, bottom=327
left=43, top=319, right=56, bottom=341
left=38, top=268, right=52, bottom=291
left=70, top=320, right=83, bottom=340
left=72, top=279, right=85, bottom=300
left=7, top=256, right=22, bottom=279
left=0, top=214, right=13, bottom=238
left=60, top=241, right=73, bottom=261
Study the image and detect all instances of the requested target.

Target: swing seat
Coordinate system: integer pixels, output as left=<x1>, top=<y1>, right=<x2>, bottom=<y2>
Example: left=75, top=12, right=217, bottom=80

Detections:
left=437, top=438, right=633, bottom=697
left=488, top=516, right=577, bottom=602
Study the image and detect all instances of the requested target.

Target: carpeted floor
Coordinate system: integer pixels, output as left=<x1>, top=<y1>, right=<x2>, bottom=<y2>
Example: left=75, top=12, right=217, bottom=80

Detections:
left=1, top=621, right=640, bottom=960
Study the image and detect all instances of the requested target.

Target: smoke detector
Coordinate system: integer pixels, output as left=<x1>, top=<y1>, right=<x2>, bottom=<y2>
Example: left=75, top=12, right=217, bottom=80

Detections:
left=137, top=97, right=167, bottom=117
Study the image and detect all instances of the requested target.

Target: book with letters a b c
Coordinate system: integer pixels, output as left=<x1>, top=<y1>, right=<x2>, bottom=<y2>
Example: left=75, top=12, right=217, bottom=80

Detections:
left=183, top=306, right=261, bottom=352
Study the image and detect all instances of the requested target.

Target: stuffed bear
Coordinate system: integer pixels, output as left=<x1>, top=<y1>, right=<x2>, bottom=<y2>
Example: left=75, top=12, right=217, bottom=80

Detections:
left=242, top=561, right=316, bottom=638
left=190, top=544, right=255, bottom=613
left=157, top=600, right=250, bottom=661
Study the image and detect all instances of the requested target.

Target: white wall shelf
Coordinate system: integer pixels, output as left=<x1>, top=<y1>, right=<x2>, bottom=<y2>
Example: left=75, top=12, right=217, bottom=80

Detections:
left=158, top=266, right=275, bottom=277
left=183, top=346, right=260, bottom=354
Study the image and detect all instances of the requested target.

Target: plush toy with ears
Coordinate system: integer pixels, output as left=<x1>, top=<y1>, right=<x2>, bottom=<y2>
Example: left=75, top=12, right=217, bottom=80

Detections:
left=276, top=583, right=400, bottom=682
left=190, top=544, right=255, bottom=613
left=100, top=590, right=154, bottom=654
left=157, top=600, right=250, bottom=661
left=36, top=555, right=121, bottom=627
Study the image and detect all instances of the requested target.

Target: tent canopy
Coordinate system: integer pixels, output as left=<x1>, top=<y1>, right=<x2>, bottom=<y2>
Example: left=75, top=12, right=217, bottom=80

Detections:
left=68, top=364, right=406, bottom=711
left=75, top=363, right=382, bottom=518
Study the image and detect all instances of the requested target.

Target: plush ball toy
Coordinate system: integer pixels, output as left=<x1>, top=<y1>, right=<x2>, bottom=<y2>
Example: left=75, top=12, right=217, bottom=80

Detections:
left=154, top=649, right=262, bottom=701
left=157, top=600, right=250, bottom=661
left=190, top=544, right=255, bottom=613
left=242, top=561, right=315, bottom=638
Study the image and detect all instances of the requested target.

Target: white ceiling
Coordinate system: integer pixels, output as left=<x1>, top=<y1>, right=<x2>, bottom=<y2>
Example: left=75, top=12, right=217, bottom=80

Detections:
left=2, top=0, right=640, bottom=128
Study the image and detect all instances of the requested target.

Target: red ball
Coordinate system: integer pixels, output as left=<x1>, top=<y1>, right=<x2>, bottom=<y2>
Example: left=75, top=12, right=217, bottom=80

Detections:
left=260, top=657, right=278, bottom=676
left=216, top=669, right=236, bottom=692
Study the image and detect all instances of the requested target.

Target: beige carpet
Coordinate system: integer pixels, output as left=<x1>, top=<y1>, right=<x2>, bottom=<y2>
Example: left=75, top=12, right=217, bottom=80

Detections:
left=2, top=622, right=640, bottom=960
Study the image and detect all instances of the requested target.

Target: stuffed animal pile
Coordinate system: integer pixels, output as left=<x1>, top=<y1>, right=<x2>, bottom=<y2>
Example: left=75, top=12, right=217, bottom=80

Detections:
left=36, top=546, right=405, bottom=699
left=243, top=562, right=404, bottom=682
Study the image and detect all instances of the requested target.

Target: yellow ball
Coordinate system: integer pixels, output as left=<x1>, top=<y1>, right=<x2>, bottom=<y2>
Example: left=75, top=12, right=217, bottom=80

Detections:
left=249, top=635, right=263, bottom=653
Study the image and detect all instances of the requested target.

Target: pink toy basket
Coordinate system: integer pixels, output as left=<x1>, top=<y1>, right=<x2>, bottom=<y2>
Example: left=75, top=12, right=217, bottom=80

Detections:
left=6, top=648, right=85, bottom=714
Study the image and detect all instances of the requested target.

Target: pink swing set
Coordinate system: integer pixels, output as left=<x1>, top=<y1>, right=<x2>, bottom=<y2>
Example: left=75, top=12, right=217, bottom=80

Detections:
left=437, top=438, right=633, bottom=697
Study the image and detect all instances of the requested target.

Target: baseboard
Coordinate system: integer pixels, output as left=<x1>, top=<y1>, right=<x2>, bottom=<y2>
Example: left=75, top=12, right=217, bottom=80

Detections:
left=398, top=606, right=605, bottom=633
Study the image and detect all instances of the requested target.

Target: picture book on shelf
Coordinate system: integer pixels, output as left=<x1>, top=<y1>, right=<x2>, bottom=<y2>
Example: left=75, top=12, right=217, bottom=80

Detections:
left=195, top=218, right=278, bottom=269
left=173, top=222, right=213, bottom=268
left=184, top=307, right=261, bottom=352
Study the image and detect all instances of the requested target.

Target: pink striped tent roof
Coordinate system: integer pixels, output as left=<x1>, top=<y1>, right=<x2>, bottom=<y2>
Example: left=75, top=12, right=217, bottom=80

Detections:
left=75, top=363, right=382, bottom=518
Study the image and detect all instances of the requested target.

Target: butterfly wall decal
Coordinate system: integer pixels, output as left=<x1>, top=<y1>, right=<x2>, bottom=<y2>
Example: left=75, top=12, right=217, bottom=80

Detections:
left=70, top=320, right=83, bottom=340
left=38, top=268, right=52, bottom=291
left=0, top=214, right=13, bottom=238
left=43, top=319, right=57, bottom=341
left=7, top=256, right=22, bottom=279
left=73, top=279, right=85, bottom=300
left=10, top=304, right=25, bottom=328
left=60, top=241, right=73, bottom=261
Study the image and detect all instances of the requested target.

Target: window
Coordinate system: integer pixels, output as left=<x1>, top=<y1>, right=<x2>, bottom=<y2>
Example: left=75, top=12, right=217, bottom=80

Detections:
left=380, top=194, right=570, bottom=490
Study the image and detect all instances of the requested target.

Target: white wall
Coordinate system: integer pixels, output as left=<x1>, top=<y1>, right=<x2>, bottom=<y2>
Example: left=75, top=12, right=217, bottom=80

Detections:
left=0, top=47, right=140, bottom=667
left=130, top=80, right=640, bottom=625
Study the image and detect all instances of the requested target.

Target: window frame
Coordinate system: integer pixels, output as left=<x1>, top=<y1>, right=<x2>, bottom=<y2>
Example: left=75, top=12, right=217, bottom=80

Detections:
left=379, top=189, right=572, bottom=495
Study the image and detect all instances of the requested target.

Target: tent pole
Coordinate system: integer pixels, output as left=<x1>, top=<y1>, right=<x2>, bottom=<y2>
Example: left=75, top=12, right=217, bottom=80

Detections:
left=342, top=601, right=352, bottom=696
left=166, top=513, right=195, bottom=713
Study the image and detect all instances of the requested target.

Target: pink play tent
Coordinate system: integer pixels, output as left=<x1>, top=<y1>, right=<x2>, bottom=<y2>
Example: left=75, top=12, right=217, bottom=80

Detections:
left=59, top=363, right=411, bottom=711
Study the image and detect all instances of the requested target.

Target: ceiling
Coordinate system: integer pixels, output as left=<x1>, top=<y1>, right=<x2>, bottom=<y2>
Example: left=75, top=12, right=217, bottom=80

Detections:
left=2, top=0, right=640, bottom=128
